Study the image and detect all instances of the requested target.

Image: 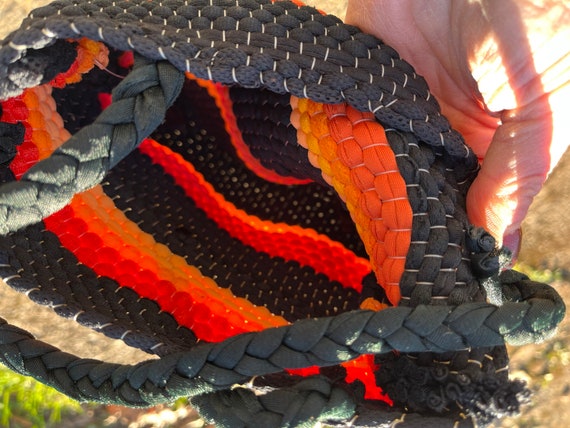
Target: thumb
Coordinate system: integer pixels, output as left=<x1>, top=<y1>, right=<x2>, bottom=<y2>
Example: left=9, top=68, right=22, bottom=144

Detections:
left=464, top=1, right=570, bottom=258
left=466, top=100, right=551, bottom=257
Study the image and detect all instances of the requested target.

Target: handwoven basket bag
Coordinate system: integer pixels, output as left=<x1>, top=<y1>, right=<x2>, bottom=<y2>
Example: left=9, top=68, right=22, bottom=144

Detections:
left=0, top=1, right=565, bottom=427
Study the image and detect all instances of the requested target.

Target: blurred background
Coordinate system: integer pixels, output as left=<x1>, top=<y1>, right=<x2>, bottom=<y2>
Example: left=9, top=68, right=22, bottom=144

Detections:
left=0, top=0, right=568, bottom=426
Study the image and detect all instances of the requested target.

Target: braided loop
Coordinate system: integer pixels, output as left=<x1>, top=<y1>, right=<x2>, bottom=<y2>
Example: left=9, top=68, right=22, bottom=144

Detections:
left=0, top=275, right=562, bottom=407
left=192, top=377, right=356, bottom=428
left=0, top=55, right=184, bottom=234
left=192, top=374, right=477, bottom=427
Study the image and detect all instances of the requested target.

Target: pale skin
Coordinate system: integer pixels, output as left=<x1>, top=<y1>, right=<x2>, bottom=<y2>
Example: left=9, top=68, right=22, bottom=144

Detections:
left=345, top=0, right=570, bottom=258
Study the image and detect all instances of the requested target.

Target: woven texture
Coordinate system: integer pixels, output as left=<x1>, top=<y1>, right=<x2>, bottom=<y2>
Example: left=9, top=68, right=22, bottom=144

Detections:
left=0, top=1, right=565, bottom=427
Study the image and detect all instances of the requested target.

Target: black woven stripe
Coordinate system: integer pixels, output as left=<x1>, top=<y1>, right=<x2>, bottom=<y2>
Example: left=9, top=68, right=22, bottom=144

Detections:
left=154, top=80, right=367, bottom=257
left=228, top=86, right=324, bottom=183
left=384, top=130, right=486, bottom=306
left=373, top=345, right=527, bottom=425
left=104, top=149, right=361, bottom=321
left=0, top=224, right=197, bottom=356
left=385, top=126, right=508, bottom=422
left=49, top=60, right=362, bottom=256
left=0, top=0, right=475, bottom=174
left=0, top=162, right=195, bottom=354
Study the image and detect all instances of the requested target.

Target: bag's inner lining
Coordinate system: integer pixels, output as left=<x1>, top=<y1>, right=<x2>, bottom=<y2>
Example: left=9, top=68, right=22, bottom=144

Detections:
left=42, top=47, right=382, bottom=332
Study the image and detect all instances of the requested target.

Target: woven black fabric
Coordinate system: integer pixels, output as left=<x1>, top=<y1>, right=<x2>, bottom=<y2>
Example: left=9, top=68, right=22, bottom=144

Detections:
left=104, top=149, right=362, bottom=320
left=0, top=105, right=24, bottom=163
left=154, top=80, right=367, bottom=256
left=0, top=225, right=197, bottom=356
left=0, top=277, right=562, bottom=412
left=229, top=86, right=324, bottom=182
left=385, top=129, right=483, bottom=307
left=0, top=1, right=565, bottom=427
left=0, top=0, right=474, bottom=170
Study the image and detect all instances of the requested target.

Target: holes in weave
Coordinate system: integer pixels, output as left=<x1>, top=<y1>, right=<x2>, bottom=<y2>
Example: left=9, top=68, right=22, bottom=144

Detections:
left=154, top=81, right=366, bottom=256
left=103, top=150, right=361, bottom=321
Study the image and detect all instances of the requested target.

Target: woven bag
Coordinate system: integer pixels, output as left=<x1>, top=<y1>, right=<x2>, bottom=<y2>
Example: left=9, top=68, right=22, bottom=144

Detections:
left=0, top=1, right=565, bottom=427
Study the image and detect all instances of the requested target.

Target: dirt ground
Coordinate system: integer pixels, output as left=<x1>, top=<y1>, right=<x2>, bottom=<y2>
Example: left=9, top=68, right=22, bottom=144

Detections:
left=0, top=1, right=569, bottom=427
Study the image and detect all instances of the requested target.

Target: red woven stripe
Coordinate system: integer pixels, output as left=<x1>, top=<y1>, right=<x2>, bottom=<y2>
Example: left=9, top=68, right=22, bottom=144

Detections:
left=190, top=75, right=312, bottom=185
left=139, top=138, right=371, bottom=292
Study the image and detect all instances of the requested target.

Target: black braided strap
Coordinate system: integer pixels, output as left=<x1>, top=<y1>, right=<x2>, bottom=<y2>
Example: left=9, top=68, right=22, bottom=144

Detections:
left=0, top=54, right=184, bottom=234
left=0, top=276, right=562, bottom=408
left=192, top=383, right=478, bottom=428
left=192, top=377, right=359, bottom=428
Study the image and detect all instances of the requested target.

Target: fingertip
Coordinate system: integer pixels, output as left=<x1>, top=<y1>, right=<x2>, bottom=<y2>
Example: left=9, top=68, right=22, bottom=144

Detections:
left=466, top=174, right=512, bottom=248
left=467, top=171, right=527, bottom=263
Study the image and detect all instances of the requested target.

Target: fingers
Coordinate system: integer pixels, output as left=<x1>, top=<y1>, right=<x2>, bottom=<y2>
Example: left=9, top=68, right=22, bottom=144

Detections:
left=467, top=1, right=570, bottom=257
left=466, top=99, right=551, bottom=256
left=345, top=0, right=570, bottom=260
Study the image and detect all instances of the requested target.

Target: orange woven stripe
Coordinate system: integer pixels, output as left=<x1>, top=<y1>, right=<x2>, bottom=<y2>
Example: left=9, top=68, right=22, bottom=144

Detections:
left=139, top=138, right=371, bottom=292
left=5, top=39, right=108, bottom=178
left=3, top=55, right=391, bottom=395
left=8, top=84, right=368, bottom=342
left=6, top=86, right=64, bottom=178
left=50, top=38, right=109, bottom=88
left=292, top=97, right=413, bottom=305
left=12, top=88, right=368, bottom=341
left=188, top=73, right=311, bottom=185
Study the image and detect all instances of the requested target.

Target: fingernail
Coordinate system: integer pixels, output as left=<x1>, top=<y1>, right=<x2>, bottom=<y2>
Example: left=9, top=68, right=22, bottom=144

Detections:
left=503, top=228, right=522, bottom=264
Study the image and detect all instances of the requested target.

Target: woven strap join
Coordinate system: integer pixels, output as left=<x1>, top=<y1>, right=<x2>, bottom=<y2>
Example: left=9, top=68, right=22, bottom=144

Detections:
left=0, top=1, right=565, bottom=427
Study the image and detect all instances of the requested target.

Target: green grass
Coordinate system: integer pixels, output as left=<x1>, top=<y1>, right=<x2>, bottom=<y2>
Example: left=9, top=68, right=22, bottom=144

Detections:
left=0, top=365, right=198, bottom=427
left=0, top=364, right=82, bottom=428
left=513, top=262, right=567, bottom=284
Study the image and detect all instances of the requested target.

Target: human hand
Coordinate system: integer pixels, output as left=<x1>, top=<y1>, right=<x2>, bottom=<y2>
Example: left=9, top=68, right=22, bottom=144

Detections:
left=345, top=0, right=570, bottom=258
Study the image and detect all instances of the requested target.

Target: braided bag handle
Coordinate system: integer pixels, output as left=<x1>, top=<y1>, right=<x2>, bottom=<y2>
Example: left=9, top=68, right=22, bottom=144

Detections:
left=0, top=1, right=565, bottom=427
left=0, top=278, right=561, bottom=426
